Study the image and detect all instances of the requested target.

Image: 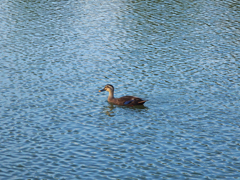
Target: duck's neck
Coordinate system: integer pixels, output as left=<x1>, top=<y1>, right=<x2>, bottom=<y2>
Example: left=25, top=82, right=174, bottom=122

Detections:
left=108, top=90, right=114, bottom=100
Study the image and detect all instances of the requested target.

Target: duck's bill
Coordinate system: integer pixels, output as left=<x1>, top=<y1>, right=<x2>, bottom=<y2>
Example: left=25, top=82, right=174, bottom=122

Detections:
left=99, top=89, right=106, bottom=92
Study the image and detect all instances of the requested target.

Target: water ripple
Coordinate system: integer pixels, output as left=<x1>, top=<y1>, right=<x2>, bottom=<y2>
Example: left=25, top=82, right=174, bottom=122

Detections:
left=0, top=0, right=240, bottom=179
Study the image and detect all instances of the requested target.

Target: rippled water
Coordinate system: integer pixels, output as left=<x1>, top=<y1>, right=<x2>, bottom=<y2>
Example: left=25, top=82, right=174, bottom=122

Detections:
left=1, top=0, right=240, bottom=179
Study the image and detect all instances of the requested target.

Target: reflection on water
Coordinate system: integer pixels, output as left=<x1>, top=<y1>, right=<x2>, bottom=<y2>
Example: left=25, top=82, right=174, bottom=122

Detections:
left=103, top=104, right=116, bottom=117
left=0, top=0, right=240, bottom=179
left=103, top=104, right=148, bottom=117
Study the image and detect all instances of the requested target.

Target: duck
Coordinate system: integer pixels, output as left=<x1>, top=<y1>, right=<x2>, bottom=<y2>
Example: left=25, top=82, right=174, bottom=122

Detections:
left=99, top=84, right=147, bottom=106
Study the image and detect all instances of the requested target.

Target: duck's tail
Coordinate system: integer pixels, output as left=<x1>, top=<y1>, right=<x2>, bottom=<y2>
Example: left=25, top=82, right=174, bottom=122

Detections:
left=138, top=100, right=148, bottom=105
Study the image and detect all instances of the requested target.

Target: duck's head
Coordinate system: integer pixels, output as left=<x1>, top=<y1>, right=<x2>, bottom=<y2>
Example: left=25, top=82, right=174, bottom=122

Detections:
left=99, top=84, right=114, bottom=92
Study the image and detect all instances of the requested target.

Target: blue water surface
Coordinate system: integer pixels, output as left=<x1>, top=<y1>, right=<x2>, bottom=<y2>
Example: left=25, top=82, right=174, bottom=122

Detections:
left=0, top=0, right=240, bottom=179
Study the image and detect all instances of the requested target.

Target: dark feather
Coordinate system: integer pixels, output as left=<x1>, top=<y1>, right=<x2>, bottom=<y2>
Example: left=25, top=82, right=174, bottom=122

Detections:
left=113, top=96, right=147, bottom=106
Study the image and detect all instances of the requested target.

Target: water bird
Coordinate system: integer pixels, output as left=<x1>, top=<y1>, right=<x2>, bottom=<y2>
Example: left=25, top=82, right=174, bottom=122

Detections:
left=99, top=84, right=147, bottom=106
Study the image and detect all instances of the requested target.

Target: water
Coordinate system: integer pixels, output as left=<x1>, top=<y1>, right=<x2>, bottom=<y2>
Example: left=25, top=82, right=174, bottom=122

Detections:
left=0, top=0, right=240, bottom=179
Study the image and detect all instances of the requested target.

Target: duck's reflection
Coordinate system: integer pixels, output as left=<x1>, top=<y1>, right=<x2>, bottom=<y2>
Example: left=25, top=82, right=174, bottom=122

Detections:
left=103, top=103, right=148, bottom=117
left=103, top=104, right=116, bottom=117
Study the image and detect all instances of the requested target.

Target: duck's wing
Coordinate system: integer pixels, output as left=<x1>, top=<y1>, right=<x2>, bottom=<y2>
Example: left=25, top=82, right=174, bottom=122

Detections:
left=119, top=96, right=147, bottom=105
left=124, top=99, right=134, bottom=105
left=114, top=96, right=134, bottom=105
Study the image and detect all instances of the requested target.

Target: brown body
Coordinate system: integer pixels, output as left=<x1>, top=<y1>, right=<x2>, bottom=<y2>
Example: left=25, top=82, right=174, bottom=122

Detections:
left=99, top=84, right=147, bottom=106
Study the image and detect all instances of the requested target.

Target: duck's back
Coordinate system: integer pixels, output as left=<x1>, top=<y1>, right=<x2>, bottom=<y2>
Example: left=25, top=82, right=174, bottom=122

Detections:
left=109, top=96, right=147, bottom=106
